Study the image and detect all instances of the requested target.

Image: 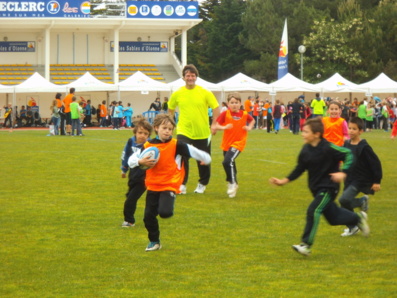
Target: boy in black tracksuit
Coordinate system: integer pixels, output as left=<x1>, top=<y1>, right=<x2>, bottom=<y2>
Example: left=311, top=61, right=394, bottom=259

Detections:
left=120, top=119, right=153, bottom=227
left=270, top=117, right=369, bottom=256
left=339, top=117, right=382, bottom=236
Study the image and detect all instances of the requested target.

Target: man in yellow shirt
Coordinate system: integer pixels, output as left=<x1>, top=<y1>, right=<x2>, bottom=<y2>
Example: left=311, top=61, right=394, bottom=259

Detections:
left=168, top=64, right=219, bottom=194
left=311, top=93, right=325, bottom=118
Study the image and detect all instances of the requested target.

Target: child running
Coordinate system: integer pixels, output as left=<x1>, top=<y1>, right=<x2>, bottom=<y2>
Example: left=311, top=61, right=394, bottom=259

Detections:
left=128, top=114, right=211, bottom=251
left=215, top=93, right=255, bottom=198
left=269, top=118, right=369, bottom=256
left=339, top=117, right=382, bottom=236
left=322, top=101, right=349, bottom=146
left=120, top=119, right=153, bottom=227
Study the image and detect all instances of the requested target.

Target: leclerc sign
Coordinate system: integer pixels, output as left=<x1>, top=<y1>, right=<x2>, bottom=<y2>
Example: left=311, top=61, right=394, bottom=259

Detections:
left=127, top=1, right=198, bottom=19
left=0, top=1, right=91, bottom=18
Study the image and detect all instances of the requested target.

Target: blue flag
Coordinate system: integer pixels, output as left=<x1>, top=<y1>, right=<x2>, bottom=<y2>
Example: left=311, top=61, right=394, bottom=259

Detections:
left=278, top=19, right=288, bottom=79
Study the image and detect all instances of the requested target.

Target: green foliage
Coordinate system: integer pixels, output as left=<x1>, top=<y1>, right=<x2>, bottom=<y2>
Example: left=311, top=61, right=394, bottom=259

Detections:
left=1, top=128, right=396, bottom=296
left=200, top=0, right=250, bottom=82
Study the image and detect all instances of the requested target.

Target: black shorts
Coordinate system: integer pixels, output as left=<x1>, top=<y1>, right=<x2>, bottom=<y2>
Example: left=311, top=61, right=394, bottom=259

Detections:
left=65, top=112, right=71, bottom=125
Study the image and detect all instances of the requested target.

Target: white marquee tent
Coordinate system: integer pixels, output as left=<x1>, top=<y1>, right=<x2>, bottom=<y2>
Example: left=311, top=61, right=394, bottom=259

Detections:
left=357, top=72, right=397, bottom=94
left=268, top=73, right=317, bottom=93
left=14, top=72, right=65, bottom=93
left=65, top=72, right=117, bottom=92
left=314, top=73, right=366, bottom=93
left=117, top=71, right=170, bottom=92
left=167, top=77, right=222, bottom=92
left=217, top=73, right=270, bottom=92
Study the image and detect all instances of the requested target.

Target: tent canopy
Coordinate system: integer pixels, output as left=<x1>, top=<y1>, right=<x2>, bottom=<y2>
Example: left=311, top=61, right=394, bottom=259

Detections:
left=217, top=72, right=270, bottom=92
left=14, top=72, right=65, bottom=93
left=167, top=77, right=222, bottom=92
left=268, top=73, right=317, bottom=93
left=358, top=73, right=397, bottom=94
left=314, top=73, right=365, bottom=93
left=65, top=72, right=117, bottom=92
left=117, top=71, right=170, bottom=92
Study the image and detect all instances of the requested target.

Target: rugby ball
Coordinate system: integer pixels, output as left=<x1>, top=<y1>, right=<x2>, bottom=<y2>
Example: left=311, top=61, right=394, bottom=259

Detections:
left=139, top=147, right=160, bottom=170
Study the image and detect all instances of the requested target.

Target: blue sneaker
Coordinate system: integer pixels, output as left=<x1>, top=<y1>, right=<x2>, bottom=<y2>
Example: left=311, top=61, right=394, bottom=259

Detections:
left=361, top=195, right=369, bottom=212
left=145, top=241, right=161, bottom=252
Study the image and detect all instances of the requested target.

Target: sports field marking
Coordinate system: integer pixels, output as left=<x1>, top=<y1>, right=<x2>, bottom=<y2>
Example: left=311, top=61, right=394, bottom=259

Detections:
left=258, top=159, right=287, bottom=164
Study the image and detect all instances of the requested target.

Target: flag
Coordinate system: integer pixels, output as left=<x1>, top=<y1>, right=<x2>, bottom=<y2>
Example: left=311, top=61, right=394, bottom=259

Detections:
left=278, top=19, right=288, bottom=79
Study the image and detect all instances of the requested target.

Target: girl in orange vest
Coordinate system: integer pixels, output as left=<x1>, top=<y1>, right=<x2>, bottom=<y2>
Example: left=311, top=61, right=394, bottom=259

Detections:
left=322, top=101, right=349, bottom=146
left=215, top=93, right=255, bottom=198
left=128, top=114, right=211, bottom=252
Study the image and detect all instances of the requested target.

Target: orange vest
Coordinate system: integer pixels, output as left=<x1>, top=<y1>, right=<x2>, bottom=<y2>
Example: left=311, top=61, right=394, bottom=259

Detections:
left=221, top=110, right=248, bottom=152
left=322, top=117, right=345, bottom=146
left=144, top=139, right=185, bottom=193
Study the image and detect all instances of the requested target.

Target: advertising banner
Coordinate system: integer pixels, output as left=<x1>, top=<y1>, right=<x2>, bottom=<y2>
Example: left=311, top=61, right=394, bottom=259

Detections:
left=0, top=41, right=36, bottom=52
left=0, top=0, right=91, bottom=18
left=111, top=41, right=168, bottom=53
left=126, top=1, right=199, bottom=19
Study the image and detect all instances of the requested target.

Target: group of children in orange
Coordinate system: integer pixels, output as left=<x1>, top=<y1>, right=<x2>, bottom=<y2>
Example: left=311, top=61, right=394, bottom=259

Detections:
left=120, top=95, right=383, bottom=256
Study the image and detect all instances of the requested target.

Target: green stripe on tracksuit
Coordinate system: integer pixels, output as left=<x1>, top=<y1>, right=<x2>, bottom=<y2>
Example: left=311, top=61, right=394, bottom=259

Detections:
left=301, top=189, right=360, bottom=246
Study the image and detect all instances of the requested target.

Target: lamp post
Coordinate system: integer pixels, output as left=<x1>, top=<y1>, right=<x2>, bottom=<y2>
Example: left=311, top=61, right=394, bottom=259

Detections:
left=298, top=45, right=306, bottom=81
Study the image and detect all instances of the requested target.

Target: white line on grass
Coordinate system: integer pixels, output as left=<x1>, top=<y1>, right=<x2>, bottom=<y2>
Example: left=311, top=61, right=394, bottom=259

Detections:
left=258, top=159, right=287, bottom=164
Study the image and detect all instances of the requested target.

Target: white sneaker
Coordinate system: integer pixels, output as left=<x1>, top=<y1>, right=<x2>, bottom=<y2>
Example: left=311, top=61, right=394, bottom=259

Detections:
left=227, top=183, right=238, bottom=198
left=179, top=184, right=187, bottom=195
left=292, top=243, right=311, bottom=256
left=357, top=211, right=370, bottom=237
left=194, top=183, right=206, bottom=194
left=341, top=226, right=359, bottom=237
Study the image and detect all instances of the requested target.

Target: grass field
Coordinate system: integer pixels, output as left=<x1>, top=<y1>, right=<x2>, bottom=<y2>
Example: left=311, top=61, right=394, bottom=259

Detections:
left=1, top=127, right=396, bottom=297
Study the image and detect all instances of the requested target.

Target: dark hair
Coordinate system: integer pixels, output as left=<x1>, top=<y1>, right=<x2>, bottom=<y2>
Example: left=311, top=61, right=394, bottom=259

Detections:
left=133, top=119, right=153, bottom=135
left=153, top=113, right=176, bottom=132
left=304, top=117, right=324, bottom=138
left=55, top=93, right=62, bottom=99
left=227, top=93, right=241, bottom=103
left=349, top=117, right=364, bottom=131
left=182, top=64, right=199, bottom=77
left=69, top=88, right=75, bottom=94
left=72, top=96, right=77, bottom=101
left=329, top=101, right=342, bottom=109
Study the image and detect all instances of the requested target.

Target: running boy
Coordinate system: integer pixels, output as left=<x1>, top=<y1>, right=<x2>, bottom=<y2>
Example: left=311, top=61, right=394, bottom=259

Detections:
left=128, top=114, right=211, bottom=251
left=339, top=117, right=382, bottom=236
left=269, top=118, right=369, bottom=256
left=215, top=93, right=255, bottom=198
left=120, top=119, right=153, bottom=227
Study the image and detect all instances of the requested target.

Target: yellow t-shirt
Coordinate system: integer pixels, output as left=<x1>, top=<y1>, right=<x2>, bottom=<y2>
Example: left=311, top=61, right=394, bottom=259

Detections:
left=169, top=85, right=219, bottom=140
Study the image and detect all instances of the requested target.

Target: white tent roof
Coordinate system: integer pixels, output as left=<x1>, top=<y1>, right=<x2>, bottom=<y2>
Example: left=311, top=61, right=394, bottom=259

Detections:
left=268, top=73, right=317, bottom=93
left=118, top=71, right=170, bottom=92
left=357, top=73, right=397, bottom=94
left=65, top=72, right=117, bottom=92
left=217, top=72, right=270, bottom=92
left=14, top=72, right=65, bottom=93
left=167, top=77, right=222, bottom=92
left=314, top=73, right=365, bottom=93
left=0, top=83, right=14, bottom=94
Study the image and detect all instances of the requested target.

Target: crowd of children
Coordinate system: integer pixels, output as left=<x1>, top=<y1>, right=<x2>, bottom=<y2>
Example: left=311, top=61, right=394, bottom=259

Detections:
left=119, top=92, right=384, bottom=256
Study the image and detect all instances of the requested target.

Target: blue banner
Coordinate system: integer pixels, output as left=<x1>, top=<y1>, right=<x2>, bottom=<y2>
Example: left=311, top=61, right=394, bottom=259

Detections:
left=126, top=1, right=198, bottom=19
left=111, top=41, right=168, bottom=53
left=0, top=1, right=91, bottom=18
left=0, top=41, right=36, bottom=52
left=278, top=19, right=288, bottom=79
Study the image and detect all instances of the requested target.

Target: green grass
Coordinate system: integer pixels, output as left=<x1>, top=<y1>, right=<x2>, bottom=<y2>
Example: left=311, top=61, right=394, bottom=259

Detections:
left=1, top=128, right=396, bottom=297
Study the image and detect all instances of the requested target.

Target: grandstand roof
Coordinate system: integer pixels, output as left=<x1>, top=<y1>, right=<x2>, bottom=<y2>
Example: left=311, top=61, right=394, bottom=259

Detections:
left=0, top=18, right=201, bottom=34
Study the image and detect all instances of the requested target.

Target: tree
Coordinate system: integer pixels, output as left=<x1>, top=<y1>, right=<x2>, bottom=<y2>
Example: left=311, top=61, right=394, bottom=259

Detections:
left=199, top=0, right=249, bottom=82
left=302, top=18, right=366, bottom=82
